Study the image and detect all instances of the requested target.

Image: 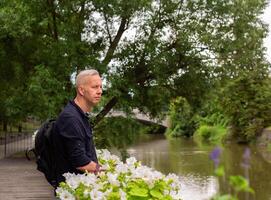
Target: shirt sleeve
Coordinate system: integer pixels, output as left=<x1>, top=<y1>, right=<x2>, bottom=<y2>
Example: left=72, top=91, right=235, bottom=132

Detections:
left=58, top=116, right=91, bottom=168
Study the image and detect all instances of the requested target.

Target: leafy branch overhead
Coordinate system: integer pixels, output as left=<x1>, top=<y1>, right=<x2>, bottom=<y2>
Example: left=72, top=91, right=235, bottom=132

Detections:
left=0, top=0, right=269, bottom=122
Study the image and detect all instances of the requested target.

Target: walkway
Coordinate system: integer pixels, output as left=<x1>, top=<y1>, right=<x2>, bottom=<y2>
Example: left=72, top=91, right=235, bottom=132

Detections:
left=0, top=154, right=55, bottom=200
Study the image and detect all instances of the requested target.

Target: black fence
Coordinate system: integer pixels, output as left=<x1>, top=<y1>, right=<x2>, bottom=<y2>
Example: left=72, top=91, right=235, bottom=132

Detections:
left=0, top=131, right=35, bottom=158
left=0, top=120, right=41, bottom=159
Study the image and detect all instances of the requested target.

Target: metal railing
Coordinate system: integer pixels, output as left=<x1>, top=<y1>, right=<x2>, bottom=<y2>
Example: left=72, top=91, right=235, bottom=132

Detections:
left=0, top=131, right=35, bottom=159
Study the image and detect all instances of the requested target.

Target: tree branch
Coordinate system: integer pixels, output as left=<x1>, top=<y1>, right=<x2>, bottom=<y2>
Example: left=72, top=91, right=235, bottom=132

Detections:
left=102, top=16, right=129, bottom=66
left=47, top=0, right=59, bottom=41
left=103, top=12, right=113, bottom=44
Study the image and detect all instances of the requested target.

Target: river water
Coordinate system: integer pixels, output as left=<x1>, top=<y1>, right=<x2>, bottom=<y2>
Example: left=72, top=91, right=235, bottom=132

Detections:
left=117, top=134, right=271, bottom=200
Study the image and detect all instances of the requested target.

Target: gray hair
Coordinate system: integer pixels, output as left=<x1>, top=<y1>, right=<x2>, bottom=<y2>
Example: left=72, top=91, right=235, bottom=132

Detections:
left=75, top=69, right=100, bottom=88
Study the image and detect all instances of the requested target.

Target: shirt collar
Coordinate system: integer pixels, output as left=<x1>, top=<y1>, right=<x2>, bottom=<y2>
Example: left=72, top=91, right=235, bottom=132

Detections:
left=70, top=100, right=90, bottom=119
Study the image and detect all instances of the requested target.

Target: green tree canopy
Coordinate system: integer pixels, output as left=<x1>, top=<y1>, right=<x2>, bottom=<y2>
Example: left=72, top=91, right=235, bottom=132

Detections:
left=0, top=0, right=270, bottom=124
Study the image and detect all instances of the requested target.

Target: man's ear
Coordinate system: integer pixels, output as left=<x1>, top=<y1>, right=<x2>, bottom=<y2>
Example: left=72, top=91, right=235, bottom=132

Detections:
left=78, top=86, right=85, bottom=96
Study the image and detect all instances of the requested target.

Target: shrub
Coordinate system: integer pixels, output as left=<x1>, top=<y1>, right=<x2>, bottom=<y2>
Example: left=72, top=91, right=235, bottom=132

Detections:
left=221, top=74, right=271, bottom=142
left=194, top=125, right=227, bottom=143
left=166, top=97, right=196, bottom=137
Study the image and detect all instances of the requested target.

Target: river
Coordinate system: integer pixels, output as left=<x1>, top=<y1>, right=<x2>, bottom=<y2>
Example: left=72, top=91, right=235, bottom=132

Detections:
left=114, top=134, right=271, bottom=200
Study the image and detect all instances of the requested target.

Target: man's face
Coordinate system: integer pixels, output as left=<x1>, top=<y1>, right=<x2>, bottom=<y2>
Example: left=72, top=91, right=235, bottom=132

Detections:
left=81, top=74, right=102, bottom=106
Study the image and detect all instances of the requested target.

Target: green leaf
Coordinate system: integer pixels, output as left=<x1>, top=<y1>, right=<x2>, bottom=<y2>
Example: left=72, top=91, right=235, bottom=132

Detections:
left=129, top=187, right=149, bottom=197
left=229, top=175, right=254, bottom=194
left=215, top=166, right=225, bottom=177
left=107, top=192, right=121, bottom=200
left=212, top=194, right=237, bottom=200
left=150, top=189, right=163, bottom=199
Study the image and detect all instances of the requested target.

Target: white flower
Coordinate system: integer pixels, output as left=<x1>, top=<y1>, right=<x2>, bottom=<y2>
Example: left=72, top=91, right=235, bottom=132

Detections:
left=130, top=165, right=153, bottom=180
left=170, top=190, right=182, bottom=200
left=83, top=189, right=90, bottom=197
left=63, top=173, right=80, bottom=189
left=99, top=149, right=111, bottom=160
left=166, top=173, right=182, bottom=191
left=89, top=188, right=105, bottom=200
left=119, top=189, right=127, bottom=200
left=107, top=172, right=120, bottom=186
left=126, top=157, right=137, bottom=167
left=96, top=149, right=102, bottom=155
left=57, top=149, right=183, bottom=200
left=79, top=173, right=97, bottom=186
left=115, top=163, right=129, bottom=174
left=103, top=187, right=112, bottom=196
left=57, top=188, right=75, bottom=200
left=110, top=154, right=121, bottom=163
left=163, top=190, right=170, bottom=195
left=101, top=163, right=110, bottom=171
left=166, top=173, right=180, bottom=182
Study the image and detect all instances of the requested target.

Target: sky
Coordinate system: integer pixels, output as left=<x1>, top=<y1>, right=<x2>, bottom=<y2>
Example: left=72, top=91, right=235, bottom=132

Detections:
left=263, top=0, right=271, bottom=62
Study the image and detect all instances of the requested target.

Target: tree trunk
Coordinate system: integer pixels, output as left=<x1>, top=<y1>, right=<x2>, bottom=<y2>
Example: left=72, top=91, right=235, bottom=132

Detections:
left=18, top=123, right=22, bottom=132
left=3, top=121, right=7, bottom=132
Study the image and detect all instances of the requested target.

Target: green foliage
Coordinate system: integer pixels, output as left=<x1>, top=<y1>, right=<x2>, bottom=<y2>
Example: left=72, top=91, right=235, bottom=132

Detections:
left=194, top=90, right=230, bottom=143
left=214, top=165, right=225, bottom=177
left=229, top=176, right=254, bottom=194
left=0, top=0, right=34, bottom=37
left=93, top=116, right=145, bottom=151
left=212, top=164, right=254, bottom=200
left=197, top=92, right=230, bottom=128
left=166, top=97, right=196, bottom=137
left=199, top=112, right=229, bottom=128
left=128, top=180, right=149, bottom=197
left=25, top=65, right=70, bottom=120
left=194, top=125, right=227, bottom=144
left=126, top=178, right=173, bottom=200
left=221, top=74, right=271, bottom=142
left=0, top=0, right=269, bottom=133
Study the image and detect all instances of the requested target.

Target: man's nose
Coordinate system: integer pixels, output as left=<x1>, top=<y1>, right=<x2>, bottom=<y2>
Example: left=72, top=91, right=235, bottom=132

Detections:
left=98, top=87, right=102, bottom=94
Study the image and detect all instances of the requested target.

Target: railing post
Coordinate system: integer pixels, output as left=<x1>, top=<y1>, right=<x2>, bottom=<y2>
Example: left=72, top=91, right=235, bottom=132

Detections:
left=4, top=131, right=7, bottom=157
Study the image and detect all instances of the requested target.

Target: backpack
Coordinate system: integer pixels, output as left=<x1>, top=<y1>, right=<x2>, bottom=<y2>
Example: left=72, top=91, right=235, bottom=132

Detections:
left=28, top=119, right=57, bottom=188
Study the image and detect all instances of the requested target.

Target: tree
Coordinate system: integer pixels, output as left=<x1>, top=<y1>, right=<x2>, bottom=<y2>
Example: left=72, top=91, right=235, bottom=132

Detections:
left=0, top=0, right=269, bottom=126
left=221, top=73, right=271, bottom=142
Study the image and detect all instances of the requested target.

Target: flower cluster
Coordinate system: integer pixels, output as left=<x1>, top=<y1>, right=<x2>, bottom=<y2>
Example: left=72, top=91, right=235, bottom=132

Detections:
left=56, top=149, right=182, bottom=200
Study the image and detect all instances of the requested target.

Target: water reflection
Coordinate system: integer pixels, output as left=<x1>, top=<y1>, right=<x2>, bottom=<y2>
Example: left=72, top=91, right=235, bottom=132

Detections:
left=119, top=134, right=271, bottom=200
left=180, top=175, right=218, bottom=200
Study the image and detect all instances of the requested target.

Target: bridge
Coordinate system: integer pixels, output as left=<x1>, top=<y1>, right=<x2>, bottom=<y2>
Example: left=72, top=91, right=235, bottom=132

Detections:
left=107, top=109, right=169, bottom=128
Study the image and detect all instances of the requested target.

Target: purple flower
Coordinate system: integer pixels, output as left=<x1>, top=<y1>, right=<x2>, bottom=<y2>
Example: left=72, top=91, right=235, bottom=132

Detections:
left=241, top=147, right=251, bottom=169
left=210, top=147, right=221, bottom=168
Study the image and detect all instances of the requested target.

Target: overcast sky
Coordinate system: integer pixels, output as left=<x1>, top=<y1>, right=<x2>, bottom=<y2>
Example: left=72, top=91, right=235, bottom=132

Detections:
left=263, top=0, right=271, bottom=62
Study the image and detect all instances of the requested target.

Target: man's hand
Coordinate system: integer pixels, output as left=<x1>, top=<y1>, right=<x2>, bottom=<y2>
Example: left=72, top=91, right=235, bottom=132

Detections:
left=77, top=161, right=100, bottom=173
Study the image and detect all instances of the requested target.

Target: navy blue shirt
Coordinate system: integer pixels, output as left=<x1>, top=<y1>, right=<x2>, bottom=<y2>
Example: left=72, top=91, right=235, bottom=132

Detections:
left=52, top=100, right=98, bottom=185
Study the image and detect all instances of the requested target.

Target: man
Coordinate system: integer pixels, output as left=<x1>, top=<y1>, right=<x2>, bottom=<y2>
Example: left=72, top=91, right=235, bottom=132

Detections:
left=52, top=69, right=102, bottom=186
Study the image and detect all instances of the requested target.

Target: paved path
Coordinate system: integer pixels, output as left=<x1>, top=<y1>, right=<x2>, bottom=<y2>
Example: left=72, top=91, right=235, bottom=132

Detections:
left=0, top=154, right=55, bottom=200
